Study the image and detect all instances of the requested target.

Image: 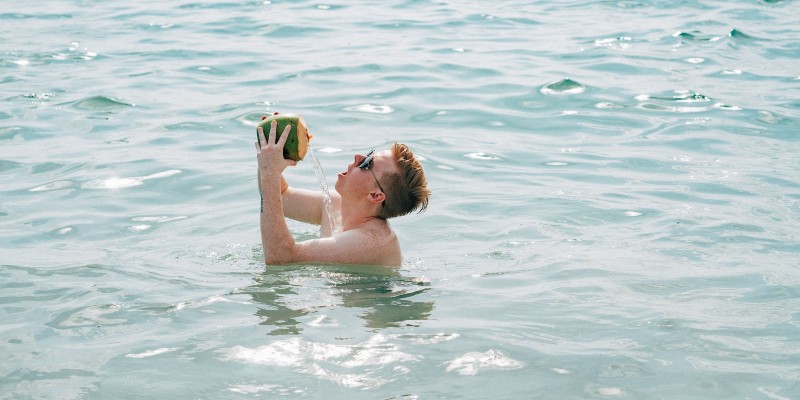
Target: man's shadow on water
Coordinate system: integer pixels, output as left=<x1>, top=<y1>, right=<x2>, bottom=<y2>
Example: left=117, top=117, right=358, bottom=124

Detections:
left=239, top=265, right=434, bottom=335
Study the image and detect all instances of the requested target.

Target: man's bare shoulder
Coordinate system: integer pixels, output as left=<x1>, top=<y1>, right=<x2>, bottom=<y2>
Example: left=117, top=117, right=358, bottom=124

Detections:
left=330, top=219, right=399, bottom=256
left=293, top=219, right=401, bottom=266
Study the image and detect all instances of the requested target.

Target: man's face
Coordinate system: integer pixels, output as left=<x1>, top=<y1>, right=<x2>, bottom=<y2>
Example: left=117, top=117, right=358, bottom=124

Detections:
left=335, top=149, right=393, bottom=197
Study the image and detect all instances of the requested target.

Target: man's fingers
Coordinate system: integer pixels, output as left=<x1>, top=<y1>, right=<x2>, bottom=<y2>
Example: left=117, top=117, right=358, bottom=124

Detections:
left=257, top=127, right=265, bottom=148
left=257, top=123, right=293, bottom=163
left=276, top=125, right=292, bottom=147
left=268, top=120, right=277, bottom=145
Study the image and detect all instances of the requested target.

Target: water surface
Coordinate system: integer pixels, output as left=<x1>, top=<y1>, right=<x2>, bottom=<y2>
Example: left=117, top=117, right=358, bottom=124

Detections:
left=2, top=0, right=799, bottom=398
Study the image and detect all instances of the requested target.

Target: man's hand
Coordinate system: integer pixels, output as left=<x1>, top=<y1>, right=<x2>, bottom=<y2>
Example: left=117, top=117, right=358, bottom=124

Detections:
left=255, top=120, right=297, bottom=178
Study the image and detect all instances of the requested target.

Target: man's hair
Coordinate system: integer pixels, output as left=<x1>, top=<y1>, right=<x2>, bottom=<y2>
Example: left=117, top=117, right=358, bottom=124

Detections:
left=378, top=143, right=430, bottom=219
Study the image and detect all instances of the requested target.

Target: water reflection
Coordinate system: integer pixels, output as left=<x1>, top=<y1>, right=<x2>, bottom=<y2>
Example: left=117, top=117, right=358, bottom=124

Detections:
left=239, top=265, right=433, bottom=335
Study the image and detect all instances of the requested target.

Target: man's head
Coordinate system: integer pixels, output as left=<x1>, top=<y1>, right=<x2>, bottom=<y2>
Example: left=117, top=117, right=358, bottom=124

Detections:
left=337, top=143, right=430, bottom=219
left=373, top=143, right=430, bottom=219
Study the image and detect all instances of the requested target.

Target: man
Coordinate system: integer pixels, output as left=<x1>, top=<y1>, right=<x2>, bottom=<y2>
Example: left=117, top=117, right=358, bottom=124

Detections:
left=255, top=119, right=430, bottom=266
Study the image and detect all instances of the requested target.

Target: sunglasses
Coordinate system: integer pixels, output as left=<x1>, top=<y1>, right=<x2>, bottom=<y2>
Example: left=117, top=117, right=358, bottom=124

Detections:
left=358, top=149, right=386, bottom=206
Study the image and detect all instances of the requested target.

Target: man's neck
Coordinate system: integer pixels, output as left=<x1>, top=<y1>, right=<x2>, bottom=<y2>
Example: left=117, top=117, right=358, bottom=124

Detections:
left=339, top=201, right=384, bottom=231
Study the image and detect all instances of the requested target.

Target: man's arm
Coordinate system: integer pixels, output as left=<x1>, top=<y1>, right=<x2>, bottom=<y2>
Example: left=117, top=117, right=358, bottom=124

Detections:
left=280, top=176, right=342, bottom=233
left=260, top=172, right=325, bottom=224
left=256, top=122, right=298, bottom=265
left=282, top=186, right=324, bottom=225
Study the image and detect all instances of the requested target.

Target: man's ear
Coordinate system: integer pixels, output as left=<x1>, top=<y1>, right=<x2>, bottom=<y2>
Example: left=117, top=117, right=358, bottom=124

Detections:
left=368, top=190, right=386, bottom=205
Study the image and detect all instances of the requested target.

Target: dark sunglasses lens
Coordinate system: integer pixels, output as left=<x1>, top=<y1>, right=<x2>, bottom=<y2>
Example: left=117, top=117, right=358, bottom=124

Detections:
left=359, top=150, right=375, bottom=169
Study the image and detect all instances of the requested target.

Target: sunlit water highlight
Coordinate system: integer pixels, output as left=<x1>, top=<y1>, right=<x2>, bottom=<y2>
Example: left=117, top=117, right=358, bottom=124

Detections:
left=1, top=0, right=799, bottom=399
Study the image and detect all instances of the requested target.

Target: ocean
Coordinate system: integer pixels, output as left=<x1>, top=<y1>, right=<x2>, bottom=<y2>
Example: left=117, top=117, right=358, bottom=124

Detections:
left=1, top=0, right=799, bottom=398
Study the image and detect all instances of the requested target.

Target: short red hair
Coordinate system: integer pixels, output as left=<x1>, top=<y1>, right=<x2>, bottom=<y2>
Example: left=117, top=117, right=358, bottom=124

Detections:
left=378, top=143, right=430, bottom=219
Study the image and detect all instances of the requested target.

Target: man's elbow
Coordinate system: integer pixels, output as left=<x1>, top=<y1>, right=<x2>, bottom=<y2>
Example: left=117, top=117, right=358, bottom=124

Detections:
left=264, top=242, right=296, bottom=265
left=263, top=246, right=296, bottom=266
left=263, top=253, right=290, bottom=266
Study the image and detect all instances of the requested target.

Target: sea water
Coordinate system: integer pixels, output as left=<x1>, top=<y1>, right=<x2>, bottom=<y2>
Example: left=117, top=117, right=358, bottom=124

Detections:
left=2, top=0, right=799, bottom=399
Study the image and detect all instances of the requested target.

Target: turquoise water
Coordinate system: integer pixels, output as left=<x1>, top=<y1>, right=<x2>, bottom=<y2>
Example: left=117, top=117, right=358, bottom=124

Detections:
left=2, top=0, right=799, bottom=398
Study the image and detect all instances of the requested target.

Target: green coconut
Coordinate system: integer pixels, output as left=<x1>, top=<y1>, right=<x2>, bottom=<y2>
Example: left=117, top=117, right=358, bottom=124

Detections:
left=257, top=114, right=312, bottom=161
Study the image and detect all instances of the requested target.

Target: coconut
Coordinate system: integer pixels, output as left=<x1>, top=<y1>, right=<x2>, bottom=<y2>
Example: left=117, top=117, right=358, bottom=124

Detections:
left=257, top=114, right=312, bottom=161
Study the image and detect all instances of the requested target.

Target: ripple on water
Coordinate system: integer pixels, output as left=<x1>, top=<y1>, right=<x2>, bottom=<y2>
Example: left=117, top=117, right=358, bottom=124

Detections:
left=131, top=215, right=188, bottom=223
left=29, top=180, right=75, bottom=192
left=70, top=95, right=134, bottom=110
left=637, top=91, right=710, bottom=103
left=464, top=152, right=501, bottom=160
left=227, top=384, right=303, bottom=396
left=81, top=170, right=181, bottom=190
left=445, top=350, right=523, bottom=376
left=593, top=36, right=633, bottom=50
left=634, top=90, right=741, bottom=113
left=344, top=104, right=394, bottom=114
left=673, top=30, right=722, bottom=43
left=540, top=78, right=586, bottom=95
left=46, top=303, right=127, bottom=329
left=595, top=102, right=625, bottom=109
left=221, top=334, right=418, bottom=389
left=125, top=347, right=180, bottom=359
left=728, top=28, right=763, bottom=41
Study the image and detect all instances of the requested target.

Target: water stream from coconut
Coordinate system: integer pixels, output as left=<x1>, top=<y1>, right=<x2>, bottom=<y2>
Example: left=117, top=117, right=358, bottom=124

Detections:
left=307, top=146, right=339, bottom=236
